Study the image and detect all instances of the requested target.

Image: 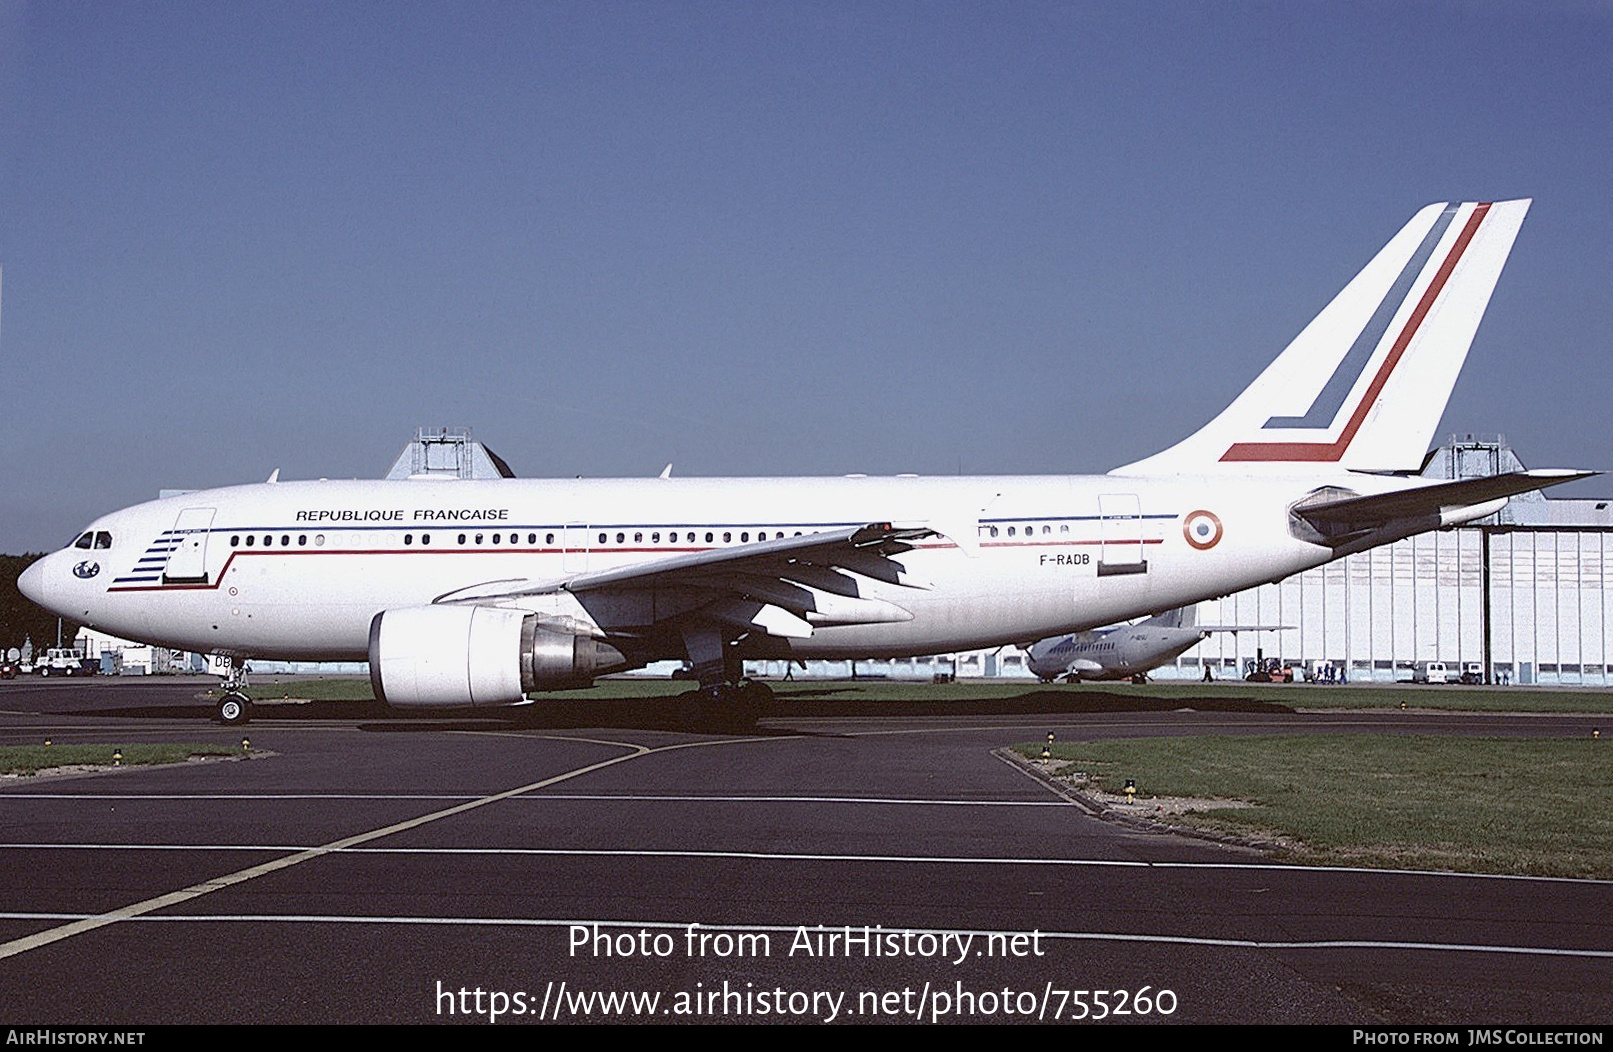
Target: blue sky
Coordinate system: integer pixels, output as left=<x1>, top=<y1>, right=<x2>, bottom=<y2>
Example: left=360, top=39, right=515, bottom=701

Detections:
left=2, top=1, right=1610, bottom=550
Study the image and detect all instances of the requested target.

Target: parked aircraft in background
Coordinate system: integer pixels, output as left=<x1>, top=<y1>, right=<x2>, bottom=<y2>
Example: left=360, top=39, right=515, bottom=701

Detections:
left=1025, top=606, right=1284, bottom=683
left=20, top=199, right=1591, bottom=725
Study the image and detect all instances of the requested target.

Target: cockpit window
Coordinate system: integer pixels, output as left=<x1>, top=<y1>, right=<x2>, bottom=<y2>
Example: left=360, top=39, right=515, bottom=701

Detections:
left=93, top=532, right=113, bottom=549
left=72, top=532, right=94, bottom=550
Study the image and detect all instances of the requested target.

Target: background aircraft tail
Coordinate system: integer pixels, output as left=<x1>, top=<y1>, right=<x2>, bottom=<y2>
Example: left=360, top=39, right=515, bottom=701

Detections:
left=1140, top=606, right=1194, bottom=629
left=1116, top=200, right=1531, bottom=475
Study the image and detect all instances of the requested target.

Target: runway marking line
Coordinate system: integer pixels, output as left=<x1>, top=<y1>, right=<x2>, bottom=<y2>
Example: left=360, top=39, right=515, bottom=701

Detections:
left=0, top=792, right=1071, bottom=807
left=2, top=842, right=1609, bottom=885
left=0, top=731, right=773, bottom=962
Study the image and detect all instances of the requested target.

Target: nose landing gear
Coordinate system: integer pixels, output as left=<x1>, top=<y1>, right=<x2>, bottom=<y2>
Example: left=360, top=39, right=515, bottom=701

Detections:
left=213, top=656, right=253, bottom=725
left=218, top=692, right=252, bottom=725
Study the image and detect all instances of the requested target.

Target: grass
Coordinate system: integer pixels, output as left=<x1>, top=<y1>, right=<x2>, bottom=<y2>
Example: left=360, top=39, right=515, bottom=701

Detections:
left=218, top=675, right=1613, bottom=713
left=1017, top=735, right=1613, bottom=879
left=0, top=742, right=244, bottom=777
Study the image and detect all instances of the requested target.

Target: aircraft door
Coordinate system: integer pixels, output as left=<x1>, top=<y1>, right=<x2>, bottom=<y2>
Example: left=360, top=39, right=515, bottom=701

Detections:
left=162, top=508, right=217, bottom=585
left=1097, top=494, right=1148, bottom=577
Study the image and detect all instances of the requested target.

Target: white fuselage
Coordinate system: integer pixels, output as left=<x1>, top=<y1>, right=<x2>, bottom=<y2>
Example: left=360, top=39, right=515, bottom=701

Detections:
left=25, top=471, right=1352, bottom=667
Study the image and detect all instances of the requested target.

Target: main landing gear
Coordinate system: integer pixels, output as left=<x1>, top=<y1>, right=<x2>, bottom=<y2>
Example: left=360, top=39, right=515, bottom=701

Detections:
left=675, top=620, right=775, bottom=731
left=214, top=656, right=253, bottom=726
left=677, top=679, right=775, bottom=731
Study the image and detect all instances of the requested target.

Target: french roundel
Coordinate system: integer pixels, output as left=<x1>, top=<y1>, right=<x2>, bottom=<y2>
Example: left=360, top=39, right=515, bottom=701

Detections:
left=1182, top=510, right=1222, bottom=550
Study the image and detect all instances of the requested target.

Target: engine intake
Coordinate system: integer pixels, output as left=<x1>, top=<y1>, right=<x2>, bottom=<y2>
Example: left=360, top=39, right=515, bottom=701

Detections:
left=369, top=606, right=627, bottom=708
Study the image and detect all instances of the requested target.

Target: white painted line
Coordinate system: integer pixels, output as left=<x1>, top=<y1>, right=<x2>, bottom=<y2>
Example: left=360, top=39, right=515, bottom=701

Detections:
left=0, top=733, right=764, bottom=962
left=520, top=793, right=1071, bottom=806
left=0, top=793, right=487, bottom=801
left=2, top=842, right=1609, bottom=885
left=0, top=792, right=1072, bottom=806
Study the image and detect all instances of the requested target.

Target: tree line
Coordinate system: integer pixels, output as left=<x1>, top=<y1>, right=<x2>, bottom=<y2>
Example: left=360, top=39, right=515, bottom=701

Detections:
left=1, top=555, right=84, bottom=656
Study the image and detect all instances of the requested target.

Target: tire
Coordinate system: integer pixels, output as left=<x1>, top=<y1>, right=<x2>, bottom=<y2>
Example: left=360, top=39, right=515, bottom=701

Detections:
left=218, top=693, right=252, bottom=725
left=675, top=688, right=709, bottom=731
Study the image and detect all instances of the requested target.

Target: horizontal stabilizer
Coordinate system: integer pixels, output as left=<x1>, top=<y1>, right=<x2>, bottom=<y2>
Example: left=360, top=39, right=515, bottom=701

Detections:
left=1293, top=470, right=1596, bottom=544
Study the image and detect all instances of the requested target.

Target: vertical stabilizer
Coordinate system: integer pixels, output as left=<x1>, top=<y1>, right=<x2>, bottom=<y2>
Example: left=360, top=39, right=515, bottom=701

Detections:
left=1116, top=200, right=1530, bottom=475
left=1142, top=606, right=1190, bottom=629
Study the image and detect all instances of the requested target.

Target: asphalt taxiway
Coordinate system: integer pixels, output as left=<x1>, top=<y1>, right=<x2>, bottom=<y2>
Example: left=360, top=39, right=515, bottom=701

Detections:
left=0, top=678, right=1608, bottom=1024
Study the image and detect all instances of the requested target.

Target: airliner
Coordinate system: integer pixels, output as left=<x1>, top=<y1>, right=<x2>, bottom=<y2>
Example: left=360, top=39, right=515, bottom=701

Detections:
left=20, top=199, right=1591, bottom=725
left=1025, top=606, right=1282, bottom=683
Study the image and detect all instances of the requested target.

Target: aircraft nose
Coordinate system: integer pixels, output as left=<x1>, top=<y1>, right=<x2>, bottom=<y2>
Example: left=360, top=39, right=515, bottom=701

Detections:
left=18, top=559, right=51, bottom=608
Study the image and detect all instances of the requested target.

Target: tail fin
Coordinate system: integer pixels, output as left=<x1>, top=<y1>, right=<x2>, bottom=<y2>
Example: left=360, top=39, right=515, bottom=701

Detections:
left=1117, top=200, right=1530, bottom=475
left=1141, top=606, right=1193, bottom=629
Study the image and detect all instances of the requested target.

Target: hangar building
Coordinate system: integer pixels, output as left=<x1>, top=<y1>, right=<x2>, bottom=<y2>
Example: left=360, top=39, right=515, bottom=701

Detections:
left=1174, top=437, right=1612, bottom=685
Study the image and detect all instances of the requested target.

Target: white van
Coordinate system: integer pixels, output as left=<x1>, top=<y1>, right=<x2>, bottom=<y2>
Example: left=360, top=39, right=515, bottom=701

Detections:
left=1411, top=661, right=1449, bottom=684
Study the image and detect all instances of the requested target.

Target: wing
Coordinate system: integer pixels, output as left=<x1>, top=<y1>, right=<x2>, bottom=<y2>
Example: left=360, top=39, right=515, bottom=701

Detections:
left=434, top=523, right=936, bottom=640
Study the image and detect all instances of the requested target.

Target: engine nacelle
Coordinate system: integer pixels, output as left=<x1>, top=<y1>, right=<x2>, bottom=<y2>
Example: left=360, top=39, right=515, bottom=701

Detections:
left=368, top=606, right=627, bottom=708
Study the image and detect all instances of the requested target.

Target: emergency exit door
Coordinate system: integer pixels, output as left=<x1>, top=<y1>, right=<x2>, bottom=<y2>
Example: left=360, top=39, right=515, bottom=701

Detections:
left=1097, top=494, right=1148, bottom=577
left=162, top=508, right=217, bottom=585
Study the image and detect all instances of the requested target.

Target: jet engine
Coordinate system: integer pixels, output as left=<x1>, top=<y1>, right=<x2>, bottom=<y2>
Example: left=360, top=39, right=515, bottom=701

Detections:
left=368, top=606, right=627, bottom=708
